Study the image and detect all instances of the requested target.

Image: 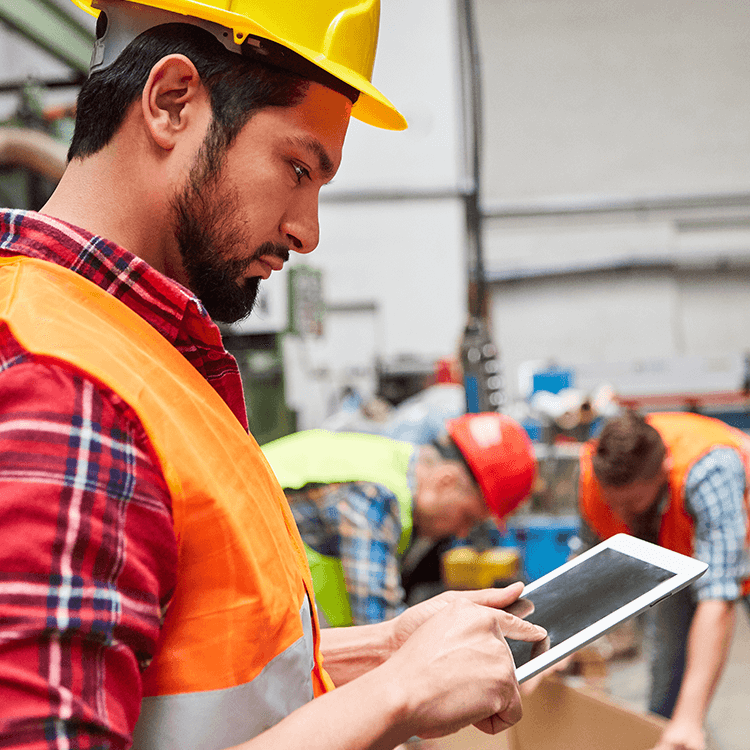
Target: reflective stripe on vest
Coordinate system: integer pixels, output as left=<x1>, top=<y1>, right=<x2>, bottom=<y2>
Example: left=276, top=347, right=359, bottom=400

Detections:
left=133, top=598, right=315, bottom=749
left=263, top=430, right=414, bottom=626
left=579, top=411, right=750, bottom=597
left=0, top=257, right=333, bottom=748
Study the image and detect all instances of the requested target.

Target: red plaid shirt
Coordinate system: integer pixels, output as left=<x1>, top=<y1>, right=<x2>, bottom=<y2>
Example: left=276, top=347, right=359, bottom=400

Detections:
left=0, top=210, right=249, bottom=748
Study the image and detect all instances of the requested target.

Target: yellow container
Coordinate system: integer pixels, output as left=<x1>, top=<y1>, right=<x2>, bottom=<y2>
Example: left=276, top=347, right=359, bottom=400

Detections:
left=441, top=546, right=520, bottom=590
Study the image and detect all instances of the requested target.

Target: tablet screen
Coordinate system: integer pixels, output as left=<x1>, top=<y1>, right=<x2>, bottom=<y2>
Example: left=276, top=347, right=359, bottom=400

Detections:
left=509, top=547, right=675, bottom=668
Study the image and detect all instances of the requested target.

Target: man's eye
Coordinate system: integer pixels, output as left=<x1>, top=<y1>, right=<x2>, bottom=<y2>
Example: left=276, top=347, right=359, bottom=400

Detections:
left=293, top=163, right=310, bottom=183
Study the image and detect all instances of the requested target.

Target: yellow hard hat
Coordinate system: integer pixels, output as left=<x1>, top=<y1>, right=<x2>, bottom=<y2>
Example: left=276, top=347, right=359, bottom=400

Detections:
left=72, top=0, right=407, bottom=131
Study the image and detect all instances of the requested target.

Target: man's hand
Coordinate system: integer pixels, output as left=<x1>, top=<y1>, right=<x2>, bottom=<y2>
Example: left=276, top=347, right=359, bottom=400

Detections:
left=318, top=582, right=542, bottom=694
left=650, top=720, right=707, bottom=750
left=378, top=587, right=546, bottom=740
left=382, top=596, right=545, bottom=739
left=389, top=582, right=536, bottom=651
left=292, top=585, right=546, bottom=749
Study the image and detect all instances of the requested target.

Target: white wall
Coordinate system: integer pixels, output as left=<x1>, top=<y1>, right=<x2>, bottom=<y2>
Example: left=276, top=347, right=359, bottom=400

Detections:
left=316, top=198, right=467, bottom=358
left=475, top=0, right=750, bottom=400
left=477, top=0, right=750, bottom=201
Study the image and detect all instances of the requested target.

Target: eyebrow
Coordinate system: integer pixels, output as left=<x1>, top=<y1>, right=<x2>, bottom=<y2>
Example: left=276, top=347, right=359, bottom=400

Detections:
left=286, top=136, right=336, bottom=181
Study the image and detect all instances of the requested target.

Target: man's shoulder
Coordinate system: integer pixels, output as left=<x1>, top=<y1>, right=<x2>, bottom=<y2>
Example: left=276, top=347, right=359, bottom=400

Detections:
left=688, top=446, right=745, bottom=479
left=684, top=446, right=746, bottom=513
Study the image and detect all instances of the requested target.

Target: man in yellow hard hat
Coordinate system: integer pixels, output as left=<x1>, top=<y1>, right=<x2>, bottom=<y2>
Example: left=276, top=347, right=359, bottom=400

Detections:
left=264, top=413, right=537, bottom=628
left=0, top=1, right=546, bottom=748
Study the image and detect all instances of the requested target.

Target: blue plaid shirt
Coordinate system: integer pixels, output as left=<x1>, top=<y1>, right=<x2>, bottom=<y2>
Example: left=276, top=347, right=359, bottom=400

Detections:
left=684, top=447, right=749, bottom=601
left=288, top=479, right=411, bottom=626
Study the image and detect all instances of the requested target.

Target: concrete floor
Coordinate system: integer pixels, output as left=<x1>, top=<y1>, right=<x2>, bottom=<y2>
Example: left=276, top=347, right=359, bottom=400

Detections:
left=604, top=608, right=750, bottom=750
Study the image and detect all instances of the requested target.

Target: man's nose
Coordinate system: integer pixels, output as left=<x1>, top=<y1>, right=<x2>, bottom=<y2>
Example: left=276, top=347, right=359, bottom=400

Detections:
left=282, top=193, right=319, bottom=255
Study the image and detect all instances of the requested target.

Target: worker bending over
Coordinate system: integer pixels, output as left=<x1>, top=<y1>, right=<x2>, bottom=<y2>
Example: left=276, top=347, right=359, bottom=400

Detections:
left=264, top=412, right=537, bottom=626
left=0, top=0, right=548, bottom=747
left=578, top=410, right=750, bottom=750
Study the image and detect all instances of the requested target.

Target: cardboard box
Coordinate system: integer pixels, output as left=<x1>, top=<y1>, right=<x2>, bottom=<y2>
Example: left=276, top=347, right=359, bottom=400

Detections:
left=409, top=678, right=667, bottom=750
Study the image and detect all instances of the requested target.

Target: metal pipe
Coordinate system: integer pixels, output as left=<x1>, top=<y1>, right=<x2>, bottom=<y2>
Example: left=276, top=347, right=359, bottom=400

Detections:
left=483, top=191, right=750, bottom=221
left=457, top=0, right=486, bottom=318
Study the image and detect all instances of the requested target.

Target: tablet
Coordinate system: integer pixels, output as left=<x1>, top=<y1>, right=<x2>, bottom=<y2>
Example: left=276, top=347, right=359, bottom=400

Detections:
left=508, top=533, right=708, bottom=683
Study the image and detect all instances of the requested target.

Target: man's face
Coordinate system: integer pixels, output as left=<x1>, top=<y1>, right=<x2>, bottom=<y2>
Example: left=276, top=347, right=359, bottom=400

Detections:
left=416, top=468, right=490, bottom=540
left=171, top=82, right=351, bottom=323
left=599, top=463, right=669, bottom=528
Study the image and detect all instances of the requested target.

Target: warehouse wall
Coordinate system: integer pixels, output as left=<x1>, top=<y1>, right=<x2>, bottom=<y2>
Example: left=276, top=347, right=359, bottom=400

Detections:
left=491, top=268, right=750, bottom=394
left=478, top=0, right=750, bottom=200
left=475, top=0, right=750, bottom=399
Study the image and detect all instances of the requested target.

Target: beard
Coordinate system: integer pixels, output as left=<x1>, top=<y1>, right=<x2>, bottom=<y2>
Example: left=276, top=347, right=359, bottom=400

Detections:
left=171, top=134, right=289, bottom=324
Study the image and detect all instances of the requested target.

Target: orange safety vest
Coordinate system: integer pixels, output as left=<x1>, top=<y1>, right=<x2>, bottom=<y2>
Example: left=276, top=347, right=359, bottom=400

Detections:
left=0, top=256, right=333, bottom=750
left=579, top=411, right=750, bottom=597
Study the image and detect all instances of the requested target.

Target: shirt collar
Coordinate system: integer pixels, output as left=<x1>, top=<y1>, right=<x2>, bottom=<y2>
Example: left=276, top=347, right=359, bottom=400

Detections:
left=1, top=208, right=222, bottom=349
left=0, top=209, right=249, bottom=430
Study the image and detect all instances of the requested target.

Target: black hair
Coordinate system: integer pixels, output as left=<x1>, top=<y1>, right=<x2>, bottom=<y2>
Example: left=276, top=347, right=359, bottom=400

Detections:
left=68, top=23, right=309, bottom=161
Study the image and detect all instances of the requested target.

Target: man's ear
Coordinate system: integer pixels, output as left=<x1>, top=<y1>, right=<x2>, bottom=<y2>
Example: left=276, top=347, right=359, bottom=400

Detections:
left=141, top=54, right=206, bottom=151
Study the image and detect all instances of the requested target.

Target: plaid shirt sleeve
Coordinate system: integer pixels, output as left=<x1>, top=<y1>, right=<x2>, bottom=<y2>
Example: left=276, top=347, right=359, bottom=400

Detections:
left=684, top=447, right=750, bottom=601
left=290, top=482, right=407, bottom=625
left=0, top=347, right=178, bottom=748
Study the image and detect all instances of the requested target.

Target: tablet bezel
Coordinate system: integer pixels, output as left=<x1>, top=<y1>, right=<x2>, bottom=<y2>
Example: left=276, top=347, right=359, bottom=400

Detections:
left=514, top=533, right=708, bottom=683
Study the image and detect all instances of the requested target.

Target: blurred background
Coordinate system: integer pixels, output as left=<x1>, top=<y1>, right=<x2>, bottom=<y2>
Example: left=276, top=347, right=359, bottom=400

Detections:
left=2, top=2, right=749, bottom=746
left=5, top=1, right=750, bottom=447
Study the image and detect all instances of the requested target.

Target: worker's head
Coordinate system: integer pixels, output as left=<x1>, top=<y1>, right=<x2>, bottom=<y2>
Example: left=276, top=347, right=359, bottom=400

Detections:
left=413, top=413, right=536, bottom=540
left=412, top=445, right=486, bottom=540
left=592, top=410, right=670, bottom=526
left=66, top=0, right=405, bottom=323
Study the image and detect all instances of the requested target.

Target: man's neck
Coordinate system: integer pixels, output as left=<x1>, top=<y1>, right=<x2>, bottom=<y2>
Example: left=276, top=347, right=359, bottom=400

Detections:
left=41, top=149, right=174, bottom=277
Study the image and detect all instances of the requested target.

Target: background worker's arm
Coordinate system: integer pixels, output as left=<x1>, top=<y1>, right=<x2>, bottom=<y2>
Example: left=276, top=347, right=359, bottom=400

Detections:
left=651, top=599, right=735, bottom=750
left=651, top=447, right=748, bottom=750
left=233, top=594, right=546, bottom=750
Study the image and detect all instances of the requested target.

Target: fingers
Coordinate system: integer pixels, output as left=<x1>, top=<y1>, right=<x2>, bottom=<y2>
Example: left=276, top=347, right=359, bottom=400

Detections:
left=462, top=588, right=544, bottom=642
left=452, top=582, right=526, bottom=610
left=454, top=585, right=537, bottom=621
left=389, top=598, right=529, bottom=740
left=473, top=699, right=523, bottom=735
left=503, top=596, right=534, bottom=620
left=493, top=608, right=547, bottom=643
left=418, top=587, right=546, bottom=642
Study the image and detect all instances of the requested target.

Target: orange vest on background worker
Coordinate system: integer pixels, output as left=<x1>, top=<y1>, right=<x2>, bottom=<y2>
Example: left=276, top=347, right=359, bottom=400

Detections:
left=0, top=256, right=333, bottom=750
left=579, top=411, right=750, bottom=597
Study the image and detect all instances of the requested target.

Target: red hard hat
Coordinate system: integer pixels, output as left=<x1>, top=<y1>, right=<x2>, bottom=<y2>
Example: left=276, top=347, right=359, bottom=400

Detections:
left=446, top=412, right=536, bottom=519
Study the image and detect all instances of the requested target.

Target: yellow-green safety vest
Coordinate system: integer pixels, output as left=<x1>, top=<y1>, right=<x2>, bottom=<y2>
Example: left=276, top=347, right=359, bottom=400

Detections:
left=263, top=429, right=414, bottom=626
